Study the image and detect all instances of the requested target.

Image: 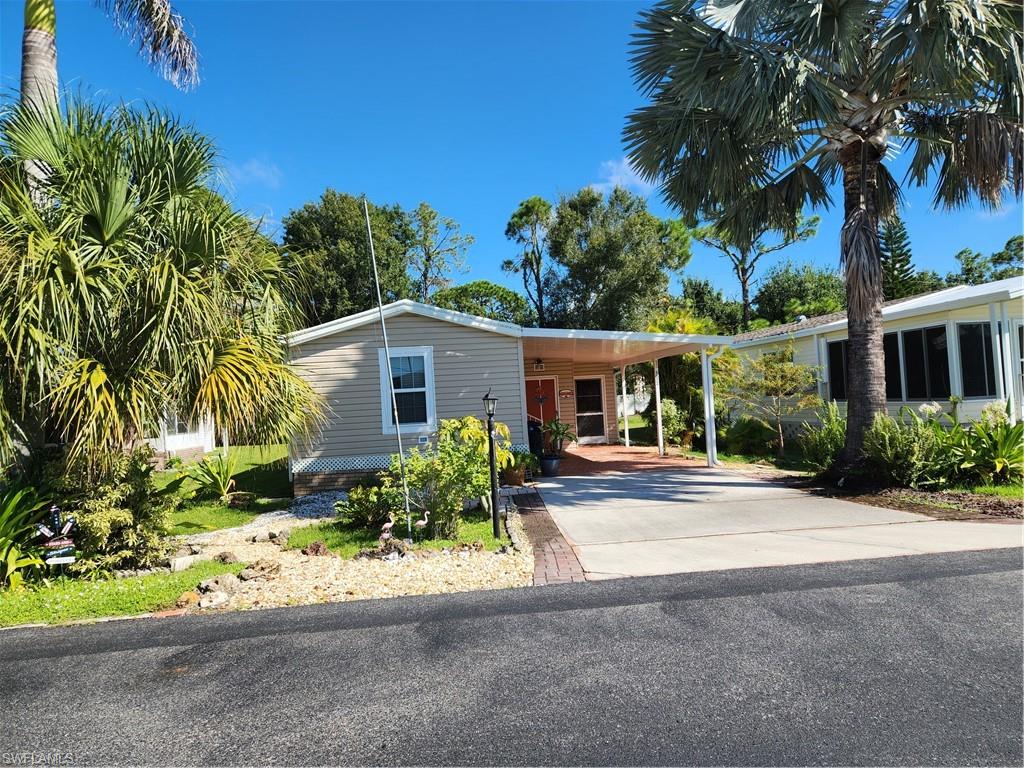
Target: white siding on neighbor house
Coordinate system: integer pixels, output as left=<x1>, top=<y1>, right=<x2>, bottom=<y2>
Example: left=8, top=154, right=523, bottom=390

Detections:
left=736, top=300, right=1024, bottom=428
left=290, top=314, right=526, bottom=468
left=145, top=415, right=216, bottom=456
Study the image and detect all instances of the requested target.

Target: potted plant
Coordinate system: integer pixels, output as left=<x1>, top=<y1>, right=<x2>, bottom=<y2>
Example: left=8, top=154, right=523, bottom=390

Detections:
left=501, top=450, right=539, bottom=486
left=540, top=418, right=576, bottom=476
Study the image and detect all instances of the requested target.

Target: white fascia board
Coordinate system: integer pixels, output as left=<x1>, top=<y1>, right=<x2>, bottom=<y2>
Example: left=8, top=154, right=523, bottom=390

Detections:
left=521, top=327, right=733, bottom=345
left=287, top=299, right=522, bottom=346
left=732, top=287, right=1021, bottom=350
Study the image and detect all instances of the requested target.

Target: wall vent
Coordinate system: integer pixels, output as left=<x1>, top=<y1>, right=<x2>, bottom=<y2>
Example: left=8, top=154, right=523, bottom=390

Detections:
left=533, top=361, right=545, bottom=371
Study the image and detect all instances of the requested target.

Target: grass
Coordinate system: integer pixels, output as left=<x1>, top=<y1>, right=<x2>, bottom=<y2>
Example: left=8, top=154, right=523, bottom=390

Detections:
left=0, top=560, right=245, bottom=628
left=154, top=444, right=290, bottom=498
left=156, top=444, right=292, bottom=535
left=969, top=484, right=1024, bottom=499
left=286, top=508, right=509, bottom=559
left=166, top=497, right=289, bottom=536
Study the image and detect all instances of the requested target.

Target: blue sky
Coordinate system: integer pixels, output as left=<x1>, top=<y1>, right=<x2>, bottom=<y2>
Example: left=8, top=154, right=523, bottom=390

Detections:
left=1, top=0, right=1020, bottom=300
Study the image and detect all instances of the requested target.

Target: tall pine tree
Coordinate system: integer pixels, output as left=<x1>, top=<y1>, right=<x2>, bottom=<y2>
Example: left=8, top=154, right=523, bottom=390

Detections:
left=880, top=215, right=918, bottom=300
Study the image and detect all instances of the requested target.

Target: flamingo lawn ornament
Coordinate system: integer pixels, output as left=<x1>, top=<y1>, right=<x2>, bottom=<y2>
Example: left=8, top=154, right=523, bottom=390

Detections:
left=381, top=520, right=394, bottom=534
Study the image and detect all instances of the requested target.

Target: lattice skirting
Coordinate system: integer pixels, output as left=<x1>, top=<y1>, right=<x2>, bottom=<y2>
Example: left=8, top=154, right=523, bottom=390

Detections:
left=292, top=443, right=531, bottom=475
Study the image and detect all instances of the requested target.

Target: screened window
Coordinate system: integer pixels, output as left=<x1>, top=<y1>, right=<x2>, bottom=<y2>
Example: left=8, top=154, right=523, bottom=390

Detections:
left=901, top=326, right=950, bottom=400
left=169, top=409, right=192, bottom=434
left=827, top=340, right=847, bottom=401
left=958, top=323, right=997, bottom=398
left=378, top=347, right=435, bottom=434
left=827, top=334, right=901, bottom=402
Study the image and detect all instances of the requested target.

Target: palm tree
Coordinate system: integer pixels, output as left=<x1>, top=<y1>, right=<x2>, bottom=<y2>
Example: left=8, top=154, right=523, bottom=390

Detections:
left=21, top=0, right=198, bottom=114
left=625, top=0, right=1022, bottom=464
left=0, top=98, right=321, bottom=476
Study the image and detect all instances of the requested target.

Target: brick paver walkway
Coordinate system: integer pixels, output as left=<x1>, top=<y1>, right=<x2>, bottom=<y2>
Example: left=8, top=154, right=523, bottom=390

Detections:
left=514, top=492, right=586, bottom=585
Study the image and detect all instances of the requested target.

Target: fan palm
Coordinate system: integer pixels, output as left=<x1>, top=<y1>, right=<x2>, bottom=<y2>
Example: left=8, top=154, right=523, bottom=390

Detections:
left=20, top=0, right=198, bottom=115
left=0, top=98, right=322, bottom=477
left=625, top=0, right=1022, bottom=463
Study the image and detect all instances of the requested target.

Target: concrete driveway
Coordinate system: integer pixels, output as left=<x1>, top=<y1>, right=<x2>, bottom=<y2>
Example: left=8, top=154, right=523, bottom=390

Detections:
left=535, top=467, right=1022, bottom=579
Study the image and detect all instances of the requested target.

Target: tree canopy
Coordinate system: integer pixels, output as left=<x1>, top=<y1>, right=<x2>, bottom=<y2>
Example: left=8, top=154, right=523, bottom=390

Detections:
left=879, top=215, right=918, bottom=300
left=503, top=196, right=554, bottom=326
left=545, top=187, right=690, bottom=330
left=407, top=202, right=473, bottom=302
left=753, top=262, right=846, bottom=325
left=430, top=280, right=535, bottom=326
left=281, top=190, right=414, bottom=325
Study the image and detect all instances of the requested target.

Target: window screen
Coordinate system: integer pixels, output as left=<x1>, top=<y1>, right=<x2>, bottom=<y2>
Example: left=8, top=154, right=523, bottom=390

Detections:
left=958, top=323, right=997, bottom=398
left=575, top=379, right=603, bottom=414
left=901, top=326, right=950, bottom=400
left=827, top=340, right=847, bottom=401
left=883, top=333, right=902, bottom=401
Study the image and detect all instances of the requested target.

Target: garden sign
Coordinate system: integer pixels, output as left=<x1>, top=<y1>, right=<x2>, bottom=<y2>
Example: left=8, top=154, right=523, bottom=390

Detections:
left=36, top=505, right=77, bottom=566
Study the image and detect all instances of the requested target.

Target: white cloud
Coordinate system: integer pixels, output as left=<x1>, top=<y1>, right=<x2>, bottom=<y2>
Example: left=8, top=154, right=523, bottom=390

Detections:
left=227, top=157, right=283, bottom=190
left=975, top=202, right=1019, bottom=220
left=590, top=157, right=656, bottom=196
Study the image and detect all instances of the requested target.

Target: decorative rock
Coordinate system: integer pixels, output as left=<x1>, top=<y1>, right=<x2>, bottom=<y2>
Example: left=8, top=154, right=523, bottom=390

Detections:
left=175, top=590, right=200, bottom=609
left=198, top=573, right=240, bottom=595
left=248, top=531, right=271, bottom=543
left=198, top=591, right=229, bottom=610
left=169, top=555, right=201, bottom=573
left=227, top=492, right=256, bottom=509
left=301, top=540, right=330, bottom=557
left=237, top=567, right=260, bottom=582
left=214, top=551, right=238, bottom=564
left=188, top=543, right=203, bottom=555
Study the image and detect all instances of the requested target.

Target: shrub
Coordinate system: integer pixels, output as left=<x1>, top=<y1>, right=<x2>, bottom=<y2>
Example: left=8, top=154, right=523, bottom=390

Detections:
left=863, top=410, right=950, bottom=488
left=961, top=419, right=1023, bottom=486
left=63, top=448, right=179, bottom=574
left=188, top=452, right=239, bottom=500
left=334, top=483, right=402, bottom=529
left=0, top=486, right=47, bottom=590
left=723, top=417, right=775, bottom=456
left=645, top=398, right=687, bottom=446
left=800, top=401, right=846, bottom=471
left=378, top=416, right=513, bottom=539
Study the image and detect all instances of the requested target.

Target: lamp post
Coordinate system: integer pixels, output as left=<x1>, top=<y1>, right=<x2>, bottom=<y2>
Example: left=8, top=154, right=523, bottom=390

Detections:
left=482, top=389, right=500, bottom=540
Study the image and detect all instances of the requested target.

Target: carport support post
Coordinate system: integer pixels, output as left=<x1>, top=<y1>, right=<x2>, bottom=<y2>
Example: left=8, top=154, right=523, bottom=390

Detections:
left=652, top=358, right=664, bottom=456
left=701, top=349, right=719, bottom=468
left=620, top=366, right=630, bottom=447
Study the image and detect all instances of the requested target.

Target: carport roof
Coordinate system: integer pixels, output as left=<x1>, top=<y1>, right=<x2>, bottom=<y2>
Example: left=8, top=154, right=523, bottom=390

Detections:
left=286, top=299, right=730, bottom=363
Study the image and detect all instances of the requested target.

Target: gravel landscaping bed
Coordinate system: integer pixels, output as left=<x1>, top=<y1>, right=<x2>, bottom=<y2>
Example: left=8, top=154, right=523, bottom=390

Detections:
left=176, top=503, right=534, bottom=613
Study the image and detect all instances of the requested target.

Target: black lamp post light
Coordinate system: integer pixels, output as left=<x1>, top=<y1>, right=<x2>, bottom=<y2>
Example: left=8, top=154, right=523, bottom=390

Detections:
left=482, top=389, right=501, bottom=540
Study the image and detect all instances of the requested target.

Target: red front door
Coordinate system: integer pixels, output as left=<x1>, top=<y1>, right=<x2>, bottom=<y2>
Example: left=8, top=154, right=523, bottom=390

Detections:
left=525, top=378, right=557, bottom=428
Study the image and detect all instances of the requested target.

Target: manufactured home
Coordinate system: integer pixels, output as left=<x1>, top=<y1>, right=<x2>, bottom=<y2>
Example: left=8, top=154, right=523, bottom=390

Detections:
left=286, top=301, right=729, bottom=494
left=732, top=277, right=1024, bottom=434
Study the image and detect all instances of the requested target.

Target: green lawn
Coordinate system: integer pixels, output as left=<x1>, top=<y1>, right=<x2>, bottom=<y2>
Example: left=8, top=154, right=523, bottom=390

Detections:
left=154, top=443, right=291, bottom=498
left=166, top=497, right=289, bottom=536
left=287, top=509, right=509, bottom=559
left=0, top=560, right=245, bottom=628
left=618, top=415, right=655, bottom=446
left=157, top=444, right=292, bottom=535
left=969, top=484, right=1024, bottom=499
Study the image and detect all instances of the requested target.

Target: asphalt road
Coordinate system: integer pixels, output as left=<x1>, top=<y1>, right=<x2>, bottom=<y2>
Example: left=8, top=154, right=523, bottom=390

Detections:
left=1, top=549, right=1022, bottom=767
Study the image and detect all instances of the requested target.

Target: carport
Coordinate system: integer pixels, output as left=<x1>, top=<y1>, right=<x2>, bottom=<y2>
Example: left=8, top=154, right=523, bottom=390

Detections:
left=520, top=327, right=731, bottom=464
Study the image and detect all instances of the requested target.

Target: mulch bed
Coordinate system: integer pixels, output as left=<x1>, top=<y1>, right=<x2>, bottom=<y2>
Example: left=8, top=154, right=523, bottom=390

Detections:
left=845, top=487, right=1023, bottom=521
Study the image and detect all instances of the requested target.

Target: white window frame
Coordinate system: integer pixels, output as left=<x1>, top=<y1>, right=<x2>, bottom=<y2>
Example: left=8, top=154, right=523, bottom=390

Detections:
left=378, top=346, right=436, bottom=435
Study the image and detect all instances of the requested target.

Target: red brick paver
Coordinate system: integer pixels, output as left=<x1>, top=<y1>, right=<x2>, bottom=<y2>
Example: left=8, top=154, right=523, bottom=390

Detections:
left=514, top=492, right=587, bottom=585
left=557, top=444, right=704, bottom=476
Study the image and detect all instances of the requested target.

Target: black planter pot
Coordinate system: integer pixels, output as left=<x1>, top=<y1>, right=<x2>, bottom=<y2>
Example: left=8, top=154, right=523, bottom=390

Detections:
left=540, top=455, right=561, bottom=477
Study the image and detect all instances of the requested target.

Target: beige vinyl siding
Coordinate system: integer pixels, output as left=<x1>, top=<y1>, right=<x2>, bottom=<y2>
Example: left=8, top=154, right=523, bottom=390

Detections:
left=290, top=314, right=525, bottom=460
left=523, top=359, right=619, bottom=444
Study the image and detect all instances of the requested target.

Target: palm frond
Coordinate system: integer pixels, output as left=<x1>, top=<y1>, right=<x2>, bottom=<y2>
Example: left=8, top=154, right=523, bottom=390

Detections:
left=94, top=0, right=199, bottom=90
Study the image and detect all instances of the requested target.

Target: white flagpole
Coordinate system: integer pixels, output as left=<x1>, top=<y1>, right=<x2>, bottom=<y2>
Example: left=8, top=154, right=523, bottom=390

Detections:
left=364, top=198, right=413, bottom=541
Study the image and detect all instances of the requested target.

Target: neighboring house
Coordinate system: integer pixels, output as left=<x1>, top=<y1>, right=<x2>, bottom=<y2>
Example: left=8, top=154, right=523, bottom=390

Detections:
left=286, top=301, right=729, bottom=494
left=144, top=411, right=216, bottom=465
left=732, top=277, right=1024, bottom=434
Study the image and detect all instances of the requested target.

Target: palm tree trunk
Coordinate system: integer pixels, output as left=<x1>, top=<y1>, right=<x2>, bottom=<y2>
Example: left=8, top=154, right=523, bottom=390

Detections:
left=839, top=141, right=886, bottom=465
left=21, top=0, right=57, bottom=113
left=738, top=269, right=751, bottom=331
left=21, top=0, right=57, bottom=191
